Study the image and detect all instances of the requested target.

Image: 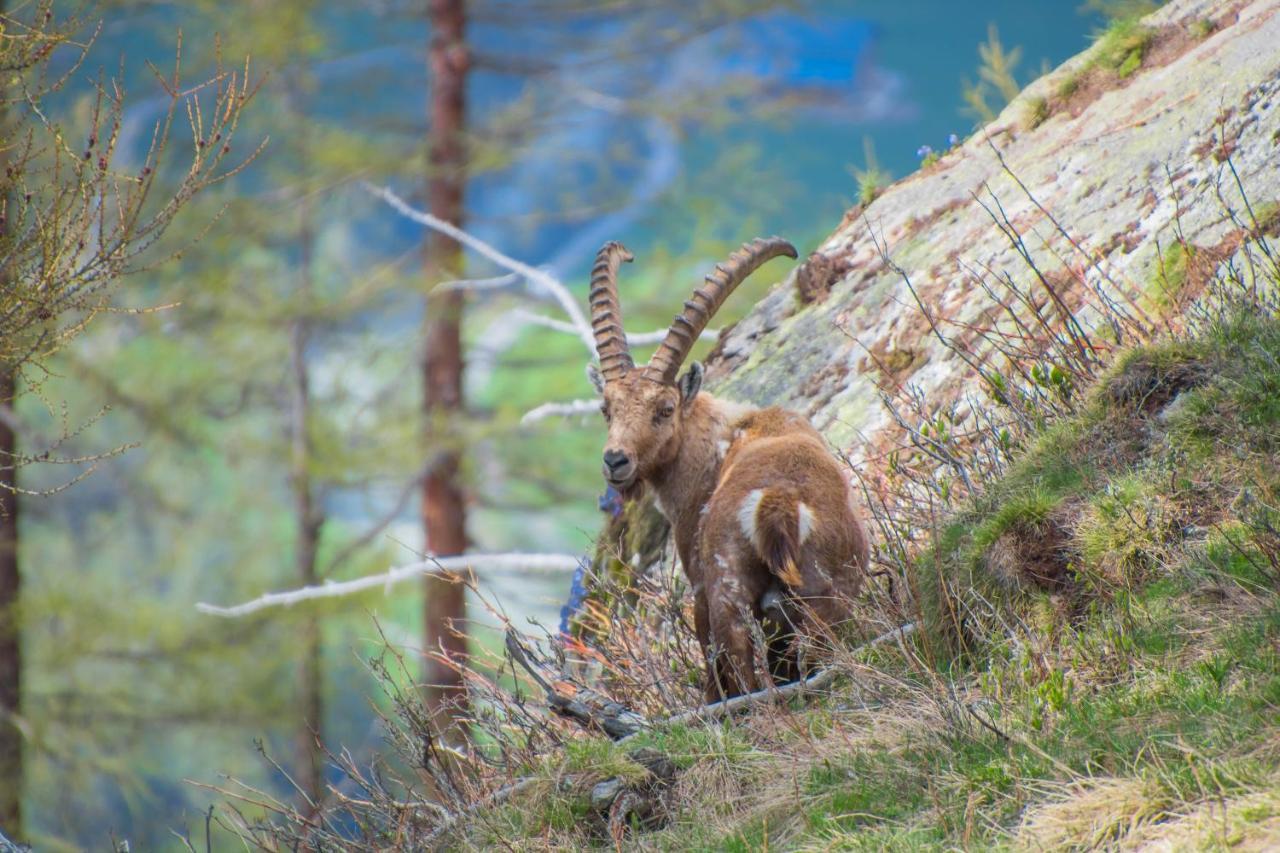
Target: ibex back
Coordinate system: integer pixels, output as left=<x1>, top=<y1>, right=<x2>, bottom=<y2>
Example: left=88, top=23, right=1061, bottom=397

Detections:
left=586, top=238, right=869, bottom=700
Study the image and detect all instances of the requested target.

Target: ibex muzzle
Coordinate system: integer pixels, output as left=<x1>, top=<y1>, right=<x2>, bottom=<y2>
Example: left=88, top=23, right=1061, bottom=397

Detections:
left=601, top=448, right=633, bottom=486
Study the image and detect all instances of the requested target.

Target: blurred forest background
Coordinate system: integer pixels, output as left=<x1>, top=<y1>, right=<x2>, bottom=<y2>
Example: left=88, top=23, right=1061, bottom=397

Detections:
left=1, top=0, right=1111, bottom=846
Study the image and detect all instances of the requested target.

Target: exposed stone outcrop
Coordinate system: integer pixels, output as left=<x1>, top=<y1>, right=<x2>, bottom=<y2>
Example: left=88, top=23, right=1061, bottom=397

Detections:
left=707, top=0, right=1280, bottom=459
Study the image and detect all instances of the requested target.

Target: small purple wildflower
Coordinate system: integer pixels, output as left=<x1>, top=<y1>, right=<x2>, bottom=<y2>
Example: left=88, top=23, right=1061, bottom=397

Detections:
left=561, top=485, right=625, bottom=634
left=558, top=556, right=592, bottom=635
left=948, top=133, right=960, bottom=147
left=916, top=144, right=934, bottom=159
left=597, top=484, right=624, bottom=518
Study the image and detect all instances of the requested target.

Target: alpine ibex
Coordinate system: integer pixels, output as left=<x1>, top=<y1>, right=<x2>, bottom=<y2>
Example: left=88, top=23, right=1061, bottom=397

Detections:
left=586, top=237, right=869, bottom=699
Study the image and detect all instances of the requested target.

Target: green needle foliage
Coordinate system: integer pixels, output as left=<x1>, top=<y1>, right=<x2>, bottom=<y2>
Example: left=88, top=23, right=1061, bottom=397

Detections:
left=961, top=23, right=1024, bottom=123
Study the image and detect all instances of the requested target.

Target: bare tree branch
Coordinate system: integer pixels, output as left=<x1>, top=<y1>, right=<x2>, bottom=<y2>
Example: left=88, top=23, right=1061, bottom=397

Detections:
left=365, top=182, right=596, bottom=352
left=196, top=553, right=581, bottom=618
left=433, top=272, right=522, bottom=293
left=368, top=184, right=720, bottom=358
left=519, top=399, right=599, bottom=425
left=511, top=308, right=717, bottom=347
left=644, top=621, right=919, bottom=731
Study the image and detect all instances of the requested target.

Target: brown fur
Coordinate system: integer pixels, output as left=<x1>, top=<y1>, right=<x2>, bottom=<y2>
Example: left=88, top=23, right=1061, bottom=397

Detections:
left=698, top=409, right=868, bottom=698
left=589, top=237, right=867, bottom=700
left=753, top=488, right=805, bottom=588
left=599, top=378, right=869, bottom=700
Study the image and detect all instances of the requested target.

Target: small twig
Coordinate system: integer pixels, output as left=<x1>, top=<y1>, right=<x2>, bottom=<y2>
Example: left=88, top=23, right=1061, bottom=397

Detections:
left=434, top=271, right=522, bottom=293
left=965, top=703, right=1010, bottom=742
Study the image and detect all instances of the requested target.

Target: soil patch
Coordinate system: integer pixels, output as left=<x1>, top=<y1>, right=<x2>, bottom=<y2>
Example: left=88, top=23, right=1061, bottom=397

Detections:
left=1104, top=353, right=1209, bottom=414
left=985, top=503, right=1079, bottom=593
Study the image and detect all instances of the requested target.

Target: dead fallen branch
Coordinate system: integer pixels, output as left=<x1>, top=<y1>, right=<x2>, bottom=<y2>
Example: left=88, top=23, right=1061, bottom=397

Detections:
left=366, top=182, right=596, bottom=352
left=634, top=620, right=918, bottom=733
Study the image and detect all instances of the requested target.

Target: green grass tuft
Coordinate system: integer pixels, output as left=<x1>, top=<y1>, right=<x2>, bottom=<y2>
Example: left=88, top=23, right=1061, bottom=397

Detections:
left=1189, top=17, right=1216, bottom=40
left=1056, top=72, right=1081, bottom=100
left=1149, top=240, right=1195, bottom=310
left=970, top=490, right=1061, bottom=557
left=1023, top=95, right=1050, bottom=130
left=1093, top=18, right=1156, bottom=78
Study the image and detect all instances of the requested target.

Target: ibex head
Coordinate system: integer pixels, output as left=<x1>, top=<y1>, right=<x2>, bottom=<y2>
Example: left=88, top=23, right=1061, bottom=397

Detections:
left=586, top=237, right=798, bottom=495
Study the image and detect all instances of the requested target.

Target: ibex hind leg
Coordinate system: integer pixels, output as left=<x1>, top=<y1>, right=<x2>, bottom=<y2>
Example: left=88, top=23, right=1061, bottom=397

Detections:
left=760, top=584, right=802, bottom=684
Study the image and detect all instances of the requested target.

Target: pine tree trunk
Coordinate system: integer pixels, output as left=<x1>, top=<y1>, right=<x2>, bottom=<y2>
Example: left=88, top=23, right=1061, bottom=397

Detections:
left=289, top=100, right=325, bottom=810
left=0, top=367, right=20, bottom=835
left=290, top=312, right=325, bottom=811
left=290, top=78, right=327, bottom=809
left=422, top=0, right=470, bottom=734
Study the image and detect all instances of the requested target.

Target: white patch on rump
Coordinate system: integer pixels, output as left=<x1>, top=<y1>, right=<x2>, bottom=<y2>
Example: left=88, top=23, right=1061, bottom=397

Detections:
left=797, top=502, right=815, bottom=543
left=737, top=488, right=765, bottom=543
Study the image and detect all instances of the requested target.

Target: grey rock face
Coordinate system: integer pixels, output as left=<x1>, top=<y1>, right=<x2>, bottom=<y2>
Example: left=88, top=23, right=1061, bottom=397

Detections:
left=708, top=0, right=1280, bottom=459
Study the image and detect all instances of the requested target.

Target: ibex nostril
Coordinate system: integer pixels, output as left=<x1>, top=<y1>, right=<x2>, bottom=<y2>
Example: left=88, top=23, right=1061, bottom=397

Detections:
left=603, top=450, right=630, bottom=472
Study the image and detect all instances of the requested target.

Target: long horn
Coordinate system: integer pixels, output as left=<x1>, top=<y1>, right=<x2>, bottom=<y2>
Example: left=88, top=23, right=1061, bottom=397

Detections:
left=589, top=241, right=635, bottom=383
left=646, top=236, right=797, bottom=384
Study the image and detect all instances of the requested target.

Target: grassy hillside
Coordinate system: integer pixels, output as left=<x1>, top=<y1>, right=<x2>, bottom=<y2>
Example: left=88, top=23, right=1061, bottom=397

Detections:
left=453, top=302, right=1280, bottom=850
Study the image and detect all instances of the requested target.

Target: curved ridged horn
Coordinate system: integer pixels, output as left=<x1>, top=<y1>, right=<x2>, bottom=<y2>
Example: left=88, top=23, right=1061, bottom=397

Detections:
left=646, top=236, right=798, bottom=384
left=590, top=241, right=636, bottom=383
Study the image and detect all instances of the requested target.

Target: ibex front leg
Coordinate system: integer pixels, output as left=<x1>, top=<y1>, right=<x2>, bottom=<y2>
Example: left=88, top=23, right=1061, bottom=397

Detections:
left=704, top=560, right=770, bottom=700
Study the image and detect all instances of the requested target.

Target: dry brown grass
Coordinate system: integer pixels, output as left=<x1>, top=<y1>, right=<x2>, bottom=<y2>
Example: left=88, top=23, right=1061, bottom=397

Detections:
left=1016, top=771, right=1280, bottom=852
left=1015, top=777, right=1172, bottom=851
left=1126, top=783, right=1280, bottom=851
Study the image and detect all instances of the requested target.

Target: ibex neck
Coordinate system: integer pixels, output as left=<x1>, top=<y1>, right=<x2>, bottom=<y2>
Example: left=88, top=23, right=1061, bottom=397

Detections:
left=650, top=393, right=745, bottom=553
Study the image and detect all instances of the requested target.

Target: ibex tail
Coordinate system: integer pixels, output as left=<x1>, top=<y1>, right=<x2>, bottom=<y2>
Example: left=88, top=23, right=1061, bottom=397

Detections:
left=739, top=487, right=813, bottom=589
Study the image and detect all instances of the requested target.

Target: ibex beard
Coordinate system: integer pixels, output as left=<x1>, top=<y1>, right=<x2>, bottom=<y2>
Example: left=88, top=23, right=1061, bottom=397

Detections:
left=586, top=238, right=870, bottom=701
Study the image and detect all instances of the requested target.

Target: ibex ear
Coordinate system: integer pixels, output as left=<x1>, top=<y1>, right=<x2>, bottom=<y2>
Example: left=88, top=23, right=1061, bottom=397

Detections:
left=678, top=361, right=704, bottom=407
left=586, top=362, right=605, bottom=395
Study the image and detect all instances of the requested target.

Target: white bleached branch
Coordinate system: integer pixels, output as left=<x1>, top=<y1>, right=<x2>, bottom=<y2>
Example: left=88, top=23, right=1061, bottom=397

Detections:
left=196, top=553, right=581, bottom=618
left=511, top=308, right=581, bottom=338
left=434, top=272, right=522, bottom=293
left=622, top=621, right=920, bottom=735
left=626, top=326, right=718, bottom=346
left=520, top=399, right=600, bottom=425
left=365, top=182, right=595, bottom=353
left=367, top=183, right=720, bottom=356
left=510, top=308, right=718, bottom=347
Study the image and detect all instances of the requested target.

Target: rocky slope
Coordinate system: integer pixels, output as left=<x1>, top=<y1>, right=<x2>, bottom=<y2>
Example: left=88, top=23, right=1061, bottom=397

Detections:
left=708, top=0, right=1279, bottom=458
